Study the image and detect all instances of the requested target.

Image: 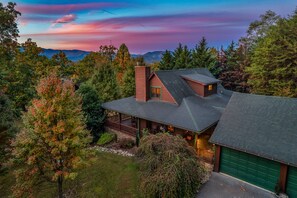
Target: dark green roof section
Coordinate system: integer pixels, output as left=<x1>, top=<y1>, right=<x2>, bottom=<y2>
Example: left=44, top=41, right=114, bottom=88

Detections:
left=181, top=73, right=221, bottom=85
left=210, top=92, right=297, bottom=167
left=102, top=93, right=231, bottom=133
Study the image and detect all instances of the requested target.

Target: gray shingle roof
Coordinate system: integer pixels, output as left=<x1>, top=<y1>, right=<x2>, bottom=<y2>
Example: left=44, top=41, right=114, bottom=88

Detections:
left=102, top=94, right=230, bottom=133
left=155, top=68, right=221, bottom=104
left=181, top=73, right=221, bottom=85
left=210, top=92, right=297, bottom=167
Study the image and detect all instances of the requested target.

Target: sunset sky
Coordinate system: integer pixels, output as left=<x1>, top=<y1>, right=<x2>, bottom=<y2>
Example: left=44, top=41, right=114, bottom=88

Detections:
left=4, top=0, right=296, bottom=53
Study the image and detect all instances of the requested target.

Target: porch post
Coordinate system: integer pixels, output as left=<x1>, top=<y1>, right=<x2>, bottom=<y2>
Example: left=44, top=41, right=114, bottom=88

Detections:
left=136, top=118, right=140, bottom=147
left=214, top=145, right=221, bottom=172
left=279, top=164, right=288, bottom=193
left=119, top=113, right=122, bottom=131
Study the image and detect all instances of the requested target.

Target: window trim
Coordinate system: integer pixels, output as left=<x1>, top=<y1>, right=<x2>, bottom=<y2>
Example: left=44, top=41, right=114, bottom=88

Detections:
left=150, top=86, right=162, bottom=99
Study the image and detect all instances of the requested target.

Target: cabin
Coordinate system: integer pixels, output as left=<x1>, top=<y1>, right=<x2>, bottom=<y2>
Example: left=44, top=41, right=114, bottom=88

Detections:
left=210, top=93, right=297, bottom=196
left=102, top=66, right=232, bottom=163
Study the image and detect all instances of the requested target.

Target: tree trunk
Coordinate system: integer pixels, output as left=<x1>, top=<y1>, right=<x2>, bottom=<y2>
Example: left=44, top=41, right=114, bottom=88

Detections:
left=58, top=175, right=63, bottom=198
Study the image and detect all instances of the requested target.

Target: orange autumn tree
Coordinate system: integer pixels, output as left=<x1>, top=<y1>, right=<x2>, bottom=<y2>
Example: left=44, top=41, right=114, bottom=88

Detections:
left=12, top=74, right=91, bottom=198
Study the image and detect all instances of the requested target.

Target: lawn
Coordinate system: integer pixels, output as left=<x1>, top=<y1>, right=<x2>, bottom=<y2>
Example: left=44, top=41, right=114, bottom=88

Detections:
left=0, top=151, right=141, bottom=198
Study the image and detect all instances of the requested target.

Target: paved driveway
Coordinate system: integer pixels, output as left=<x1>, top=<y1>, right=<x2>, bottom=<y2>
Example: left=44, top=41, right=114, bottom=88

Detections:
left=197, top=172, right=276, bottom=198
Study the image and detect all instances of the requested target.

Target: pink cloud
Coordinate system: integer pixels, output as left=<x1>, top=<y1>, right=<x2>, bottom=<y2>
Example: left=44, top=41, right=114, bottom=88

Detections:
left=54, top=14, right=76, bottom=24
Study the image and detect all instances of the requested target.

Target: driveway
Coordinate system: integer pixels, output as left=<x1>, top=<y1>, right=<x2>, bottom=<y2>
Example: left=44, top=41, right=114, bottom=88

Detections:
left=197, top=172, right=276, bottom=198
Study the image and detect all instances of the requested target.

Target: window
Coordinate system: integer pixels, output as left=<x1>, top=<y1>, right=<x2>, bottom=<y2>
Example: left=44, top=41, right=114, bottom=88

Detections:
left=208, top=84, right=213, bottom=91
left=151, top=87, right=161, bottom=98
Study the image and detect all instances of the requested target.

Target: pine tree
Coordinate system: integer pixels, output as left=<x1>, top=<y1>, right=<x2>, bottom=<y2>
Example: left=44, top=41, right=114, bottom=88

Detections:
left=247, top=10, right=297, bottom=97
left=12, top=74, right=91, bottom=198
left=172, top=43, right=184, bottom=69
left=159, top=50, right=173, bottom=70
left=121, top=64, right=135, bottom=97
left=89, top=62, right=120, bottom=102
left=192, top=37, right=218, bottom=75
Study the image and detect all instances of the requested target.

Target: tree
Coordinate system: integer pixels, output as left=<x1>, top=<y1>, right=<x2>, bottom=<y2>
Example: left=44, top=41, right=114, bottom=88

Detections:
left=89, top=62, right=120, bottom=102
left=240, top=10, right=280, bottom=52
left=159, top=50, right=173, bottom=70
left=136, top=133, right=206, bottom=198
left=98, top=44, right=117, bottom=62
left=0, top=93, right=17, bottom=172
left=121, top=64, right=135, bottom=97
left=247, top=10, right=297, bottom=97
left=51, top=51, right=73, bottom=78
left=77, top=83, right=105, bottom=143
left=0, top=2, right=21, bottom=61
left=218, top=42, right=250, bottom=92
left=114, top=43, right=132, bottom=85
left=12, top=74, right=91, bottom=198
left=192, top=37, right=218, bottom=75
left=172, top=43, right=184, bottom=69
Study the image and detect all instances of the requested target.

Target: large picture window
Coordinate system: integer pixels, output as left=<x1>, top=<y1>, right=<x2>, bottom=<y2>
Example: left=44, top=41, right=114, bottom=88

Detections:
left=151, top=87, right=161, bottom=98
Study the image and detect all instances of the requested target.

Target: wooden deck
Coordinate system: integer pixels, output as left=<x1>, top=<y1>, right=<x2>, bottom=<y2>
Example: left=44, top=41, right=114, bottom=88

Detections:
left=105, top=119, right=137, bottom=137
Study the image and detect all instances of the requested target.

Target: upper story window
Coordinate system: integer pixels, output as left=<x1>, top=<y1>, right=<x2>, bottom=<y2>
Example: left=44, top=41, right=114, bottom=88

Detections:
left=208, top=84, right=213, bottom=91
left=151, top=87, right=161, bottom=98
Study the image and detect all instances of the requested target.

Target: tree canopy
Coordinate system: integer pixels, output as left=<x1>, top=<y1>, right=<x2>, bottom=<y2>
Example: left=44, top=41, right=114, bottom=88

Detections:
left=12, top=74, right=91, bottom=198
left=247, top=10, right=297, bottom=97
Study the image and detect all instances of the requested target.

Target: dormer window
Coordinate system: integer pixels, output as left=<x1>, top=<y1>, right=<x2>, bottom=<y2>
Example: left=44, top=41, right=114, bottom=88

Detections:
left=208, top=84, right=213, bottom=91
left=151, top=86, right=161, bottom=98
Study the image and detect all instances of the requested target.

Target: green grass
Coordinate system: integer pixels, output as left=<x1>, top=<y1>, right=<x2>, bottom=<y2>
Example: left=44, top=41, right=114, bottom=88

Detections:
left=97, top=132, right=116, bottom=146
left=0, top=151, right=141, bottom=198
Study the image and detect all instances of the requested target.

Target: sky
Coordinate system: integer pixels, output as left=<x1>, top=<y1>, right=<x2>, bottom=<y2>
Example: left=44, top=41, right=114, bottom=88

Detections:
left=4, top=0, right=297, bottom=53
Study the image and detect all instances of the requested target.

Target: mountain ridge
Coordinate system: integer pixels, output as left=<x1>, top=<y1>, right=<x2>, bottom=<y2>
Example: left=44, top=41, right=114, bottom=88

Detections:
left=41, top=48, right=164, bottom=63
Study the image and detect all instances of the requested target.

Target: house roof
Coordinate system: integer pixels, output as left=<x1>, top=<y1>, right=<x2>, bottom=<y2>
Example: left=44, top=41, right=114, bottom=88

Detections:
left=102, top=68, right=232, bottom=133
left=209, top=92, right=297, bottom=167
left=155, top=68, right=222, bottom=104
left=181, top=73, right=221, bottom=85
left=102, top=94, right=230, bottom=133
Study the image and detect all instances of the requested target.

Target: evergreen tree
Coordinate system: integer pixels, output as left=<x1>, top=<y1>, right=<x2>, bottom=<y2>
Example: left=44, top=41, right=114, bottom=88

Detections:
left=172, top=43, right=184, bottom=69
left=89, top=62, right=120, bottom=102
left=12, top=74, right=91, bottom=198
left=77, top=83, right=105, bottom=143
left=121, top=64, right=135, bottom=97
left=192, top=37, right=218, bottom=75
left=159, top=50, right=173, bottom=70
left=247, top=10, right=297, bottom=97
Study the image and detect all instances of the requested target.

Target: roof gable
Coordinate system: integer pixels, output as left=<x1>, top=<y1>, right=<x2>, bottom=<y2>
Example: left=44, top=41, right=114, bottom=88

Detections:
left=155, top=68, right=218, bottom=104
left=210, top=92, right=297, bottom=167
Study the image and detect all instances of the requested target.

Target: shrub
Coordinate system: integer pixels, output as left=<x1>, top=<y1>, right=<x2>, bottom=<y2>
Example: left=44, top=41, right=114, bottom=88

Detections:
left=118, top=138, right=135, bottom=149
left=97, top=133, right=116, bottom=146
left=136, top=133, right=206, bottom=198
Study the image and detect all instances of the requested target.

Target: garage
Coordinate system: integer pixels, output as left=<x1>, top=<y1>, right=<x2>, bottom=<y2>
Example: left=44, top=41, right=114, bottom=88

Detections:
left=286, top=166, right=297, bottom=198
left=220, top=147, right=280, bottom=192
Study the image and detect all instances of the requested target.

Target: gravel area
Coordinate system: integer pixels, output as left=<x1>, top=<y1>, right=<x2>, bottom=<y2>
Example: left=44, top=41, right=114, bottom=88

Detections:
left=92, top=146, right=135, bottom=157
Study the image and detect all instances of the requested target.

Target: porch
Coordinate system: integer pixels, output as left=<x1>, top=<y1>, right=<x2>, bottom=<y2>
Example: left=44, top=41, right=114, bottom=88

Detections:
left=105, top=113, right=137, bottom=137
left=105, top=111, right=215, bottom=164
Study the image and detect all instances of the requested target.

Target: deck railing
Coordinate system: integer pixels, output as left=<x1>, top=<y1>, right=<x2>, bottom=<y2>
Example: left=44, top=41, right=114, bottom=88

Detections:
left=105, top=119, right=137, bottom=137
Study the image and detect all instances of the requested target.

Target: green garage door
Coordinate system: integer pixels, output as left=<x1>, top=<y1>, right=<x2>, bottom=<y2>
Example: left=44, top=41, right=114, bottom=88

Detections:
left=220, top=147, right=280, bottom=192
left=286, top=166, right=297, bottom=198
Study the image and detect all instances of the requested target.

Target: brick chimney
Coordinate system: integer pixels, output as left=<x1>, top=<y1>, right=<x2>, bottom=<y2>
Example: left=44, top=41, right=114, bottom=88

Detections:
left=135, top=66, right=150, bottom=102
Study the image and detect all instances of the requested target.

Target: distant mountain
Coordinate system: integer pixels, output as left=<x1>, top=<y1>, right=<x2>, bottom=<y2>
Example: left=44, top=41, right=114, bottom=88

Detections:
left=41, top=49, right=90, bottom=62
left=132, top=51, right=164, bottom=64
left=41, top=48, right=164, bottom=63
